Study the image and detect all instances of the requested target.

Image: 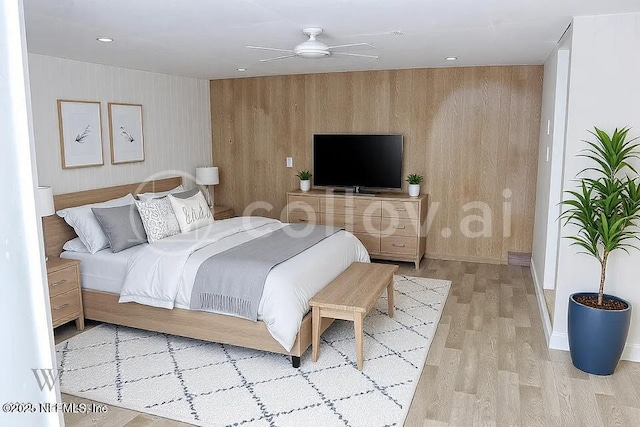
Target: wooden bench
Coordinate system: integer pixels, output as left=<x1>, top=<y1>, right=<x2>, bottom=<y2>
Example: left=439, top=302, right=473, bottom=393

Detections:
left=309, top=262, right=399, bottom=370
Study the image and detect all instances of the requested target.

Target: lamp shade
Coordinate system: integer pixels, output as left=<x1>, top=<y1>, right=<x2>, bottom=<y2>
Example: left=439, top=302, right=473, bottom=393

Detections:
left=196, top=166, right=219, bottom=185
left=36, top=186, right=55, bottom=217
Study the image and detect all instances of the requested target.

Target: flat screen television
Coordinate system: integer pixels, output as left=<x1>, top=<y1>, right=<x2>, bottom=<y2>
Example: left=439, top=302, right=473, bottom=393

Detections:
left=313, top=134, right=403, bottom=192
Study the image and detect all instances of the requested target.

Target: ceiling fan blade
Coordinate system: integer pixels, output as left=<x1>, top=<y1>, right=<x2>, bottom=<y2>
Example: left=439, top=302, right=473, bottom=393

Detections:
left=260, top=54, right=297, bottom=62
left=332, top=52, right=379, bottom=59
left=327, top=43, right=375, bottom=50
left=247, top=46, right=295, bottom=53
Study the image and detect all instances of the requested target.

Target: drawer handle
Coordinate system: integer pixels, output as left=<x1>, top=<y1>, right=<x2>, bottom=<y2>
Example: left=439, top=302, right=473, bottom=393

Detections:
left=395, top=208, right=407, bottom=211
left=51, top=279, right=67, bottom=287
left=395, top=225, right=406, bottom=229
left=298, top=219, right=308, bottom=222
left=53, top=303, right=70, bottom=311
left=392, top=243, right=406, bottom=247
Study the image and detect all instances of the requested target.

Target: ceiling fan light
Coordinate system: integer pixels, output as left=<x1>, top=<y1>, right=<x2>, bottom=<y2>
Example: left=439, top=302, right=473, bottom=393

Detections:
left=297, top=50, right=330, bottom=59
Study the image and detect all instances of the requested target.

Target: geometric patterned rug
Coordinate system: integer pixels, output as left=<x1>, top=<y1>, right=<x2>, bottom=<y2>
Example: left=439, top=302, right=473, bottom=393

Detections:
left=55, top=275, right=450, bottom=427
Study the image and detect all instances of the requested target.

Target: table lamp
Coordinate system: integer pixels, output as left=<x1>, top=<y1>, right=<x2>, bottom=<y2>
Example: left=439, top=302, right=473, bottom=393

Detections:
left=36, top=186, right=55, bottom=261
left=196, top=166, right=219, bottom=207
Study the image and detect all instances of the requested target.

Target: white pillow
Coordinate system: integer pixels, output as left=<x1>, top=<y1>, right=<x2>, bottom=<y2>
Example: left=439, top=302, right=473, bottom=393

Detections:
left=168, top=192, right=214, bottom=233
left=136, top=198, right=181, bottom=243
left=57, top=194, right=135, bottom=253
left=62, top=237, right=90, bottom=253
left=137, top=185, right=184, bottom=201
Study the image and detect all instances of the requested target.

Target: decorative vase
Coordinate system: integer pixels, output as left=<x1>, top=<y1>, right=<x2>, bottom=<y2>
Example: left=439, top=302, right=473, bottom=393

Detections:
left=568, top=292, right=631, bottom=375
left=300, top=180, right=311, bottom=192
left=408, top=184, right=420, bottom=197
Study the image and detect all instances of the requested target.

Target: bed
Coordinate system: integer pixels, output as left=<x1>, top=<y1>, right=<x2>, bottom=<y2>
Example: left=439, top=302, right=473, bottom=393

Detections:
left=44, top=177, right=369, bottom=367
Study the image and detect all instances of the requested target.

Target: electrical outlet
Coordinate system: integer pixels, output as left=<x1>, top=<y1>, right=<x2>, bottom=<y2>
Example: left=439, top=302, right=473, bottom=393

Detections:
left=286, top=157, right=293, bottom=168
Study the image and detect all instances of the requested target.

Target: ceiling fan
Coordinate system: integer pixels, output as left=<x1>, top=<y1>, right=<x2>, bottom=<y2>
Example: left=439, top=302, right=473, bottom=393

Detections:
left=247, top=28, right=379, bottom=62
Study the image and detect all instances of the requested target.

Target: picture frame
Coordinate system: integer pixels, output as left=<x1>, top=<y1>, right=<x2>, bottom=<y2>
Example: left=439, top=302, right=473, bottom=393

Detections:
left=57, top=100, right=104, bottom=169
left=108, top=103, right=145, bottom=164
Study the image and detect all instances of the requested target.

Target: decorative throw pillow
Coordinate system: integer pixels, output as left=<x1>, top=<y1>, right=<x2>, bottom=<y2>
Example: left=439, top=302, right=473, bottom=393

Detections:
left=56, top=194, right=136, bottom=253
left=137, top=185, right=184, bottom=201
left=168, top=192, right=213, bottom=233
left=62, top=237, right=90, bottom=253
left=92, top=204, right=148, bottom=253
left=136, top=198, right=181, bottom=243
left=171, top=187, right=201, bottom=199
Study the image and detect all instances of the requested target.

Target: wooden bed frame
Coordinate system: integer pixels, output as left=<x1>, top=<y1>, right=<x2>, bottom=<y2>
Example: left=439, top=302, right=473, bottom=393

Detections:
left=43, top=177, right=334, bottom=367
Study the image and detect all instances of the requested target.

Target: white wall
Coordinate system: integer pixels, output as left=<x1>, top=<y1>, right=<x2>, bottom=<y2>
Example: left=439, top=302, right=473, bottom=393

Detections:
left=0, top=1, right=61, bottom=426
left=531, top=40, right=570, bottom=294
left=29, top=54, right=212, bottom=194
left=531, top=49, right=558, bottom=292
left=551, top=13, right=640, bottom=360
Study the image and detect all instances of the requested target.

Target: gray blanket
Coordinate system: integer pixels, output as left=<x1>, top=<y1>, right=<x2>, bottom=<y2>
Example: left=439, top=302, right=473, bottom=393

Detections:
left=190, top=224, right=343, bottom=321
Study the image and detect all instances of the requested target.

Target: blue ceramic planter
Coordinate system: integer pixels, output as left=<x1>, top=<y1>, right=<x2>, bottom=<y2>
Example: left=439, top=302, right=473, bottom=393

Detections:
left=568, top=292, right=631, bottom=376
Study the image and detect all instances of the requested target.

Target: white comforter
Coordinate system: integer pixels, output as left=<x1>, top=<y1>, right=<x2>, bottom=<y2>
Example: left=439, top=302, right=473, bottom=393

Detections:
left=119, top=217, right=370, bottom=351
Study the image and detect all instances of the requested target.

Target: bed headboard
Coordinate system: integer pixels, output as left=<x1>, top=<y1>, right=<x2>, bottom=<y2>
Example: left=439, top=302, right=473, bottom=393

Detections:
left=43, top=177, right=183, bottom=257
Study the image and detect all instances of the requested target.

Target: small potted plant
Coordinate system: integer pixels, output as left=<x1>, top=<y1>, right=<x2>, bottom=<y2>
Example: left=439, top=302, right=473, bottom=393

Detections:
left=297, top=170, right=312, bottom=192
left=561, top=127, right=640, bottom=375
left=406, top=174, right=423, bottom=197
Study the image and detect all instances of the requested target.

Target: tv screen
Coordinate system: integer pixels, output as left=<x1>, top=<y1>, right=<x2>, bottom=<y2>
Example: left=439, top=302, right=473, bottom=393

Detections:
left=313, top=134, right=403, bottom=190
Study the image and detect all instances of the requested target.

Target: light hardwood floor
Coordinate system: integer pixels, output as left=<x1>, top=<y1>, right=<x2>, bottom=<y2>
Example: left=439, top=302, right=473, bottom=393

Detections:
left=55, top=259, right=640, bottom=426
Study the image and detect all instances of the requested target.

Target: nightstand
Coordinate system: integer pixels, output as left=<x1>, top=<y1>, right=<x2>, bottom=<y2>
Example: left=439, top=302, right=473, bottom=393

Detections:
left=212, top=205, right=235, bottom=220
left=46, top=257, right=84, bottom=331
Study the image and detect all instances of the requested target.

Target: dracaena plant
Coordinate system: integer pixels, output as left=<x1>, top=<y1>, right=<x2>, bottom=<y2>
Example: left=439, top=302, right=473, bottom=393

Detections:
left=561, top=127, right=640, bottom=305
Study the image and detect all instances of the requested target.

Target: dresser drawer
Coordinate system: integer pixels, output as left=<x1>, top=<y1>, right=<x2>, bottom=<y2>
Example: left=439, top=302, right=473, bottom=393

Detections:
left=288, top=211, right=320, bottom=224
left=381, top=236, right=418, bottom=255
left=381, top=201, right=420, bottom=220
left=354, top=233, right=381, bottom=254
left=50, top=290, right=81, bottom=326
left=48, top=266, right=79, bottom=297
left=323, top=213, right=381, bottom=234
left=288, top=195, right=319, bottom=213
left=381, top=217, right=419, bottom=237
left=321, top=198, right=382, bottom=217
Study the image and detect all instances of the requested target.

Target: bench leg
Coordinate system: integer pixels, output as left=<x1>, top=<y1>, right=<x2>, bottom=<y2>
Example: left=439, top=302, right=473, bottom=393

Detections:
left=387, top=276, right=395, bottom=317
left=355, top=311, right=364, bottom=370
left=312, top=306, right=320, bottom=362
left=291, top=356, right=301, bottom=368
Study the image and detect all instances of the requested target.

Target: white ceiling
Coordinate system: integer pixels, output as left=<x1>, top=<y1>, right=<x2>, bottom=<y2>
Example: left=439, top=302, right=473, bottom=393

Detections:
left=24, top=0, right=640, bottom=80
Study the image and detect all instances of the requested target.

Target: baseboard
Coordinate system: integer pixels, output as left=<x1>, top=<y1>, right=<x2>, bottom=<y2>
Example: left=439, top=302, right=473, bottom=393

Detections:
left=530, top=258, right=552, bottom=345
left=622, top=343, right=640, bottom=361
left=425, top=252, right=503, bottom=265
left=549, top=331, right=569, bottom=351
left=508, top=251, right=532, bottom=266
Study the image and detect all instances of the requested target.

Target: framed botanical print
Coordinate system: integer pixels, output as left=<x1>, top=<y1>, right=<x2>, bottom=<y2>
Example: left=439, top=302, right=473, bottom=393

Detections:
left=57, top=100, right=104, bottom=169
left=108, top=103, right=145, bottom=164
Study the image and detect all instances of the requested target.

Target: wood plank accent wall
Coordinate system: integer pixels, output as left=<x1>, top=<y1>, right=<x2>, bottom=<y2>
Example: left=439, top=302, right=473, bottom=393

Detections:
left=210, top=66, right=542, bottom=263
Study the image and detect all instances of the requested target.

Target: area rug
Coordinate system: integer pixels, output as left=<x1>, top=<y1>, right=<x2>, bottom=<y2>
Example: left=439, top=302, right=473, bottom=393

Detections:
left=55, top=275, right=450, bottom=427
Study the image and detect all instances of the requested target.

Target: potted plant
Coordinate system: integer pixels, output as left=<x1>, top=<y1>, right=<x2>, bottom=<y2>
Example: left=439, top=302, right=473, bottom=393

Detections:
left=297, top=170, right=312, bottom=192
left=561, top=127, right=640, bottom=375
left=406, top=174, right=423, bottom=197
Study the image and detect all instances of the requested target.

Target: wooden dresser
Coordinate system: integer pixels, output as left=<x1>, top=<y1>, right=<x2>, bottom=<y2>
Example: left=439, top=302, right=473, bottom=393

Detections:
left=287, top=190, right=428, bottom=268
left=46, top=257, right=84, bottom=330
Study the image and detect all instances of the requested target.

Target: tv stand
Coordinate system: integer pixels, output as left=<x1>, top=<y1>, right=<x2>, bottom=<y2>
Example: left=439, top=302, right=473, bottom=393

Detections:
left=332, top=187, right=380, bottom=196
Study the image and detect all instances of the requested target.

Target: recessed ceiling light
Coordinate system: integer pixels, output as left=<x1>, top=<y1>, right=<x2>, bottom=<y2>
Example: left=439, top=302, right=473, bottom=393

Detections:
left=97, top=37, right=113, bottom=43
left=237, top=68, right=247, bottom=72
left=445, top=56, right=458, bottom=61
